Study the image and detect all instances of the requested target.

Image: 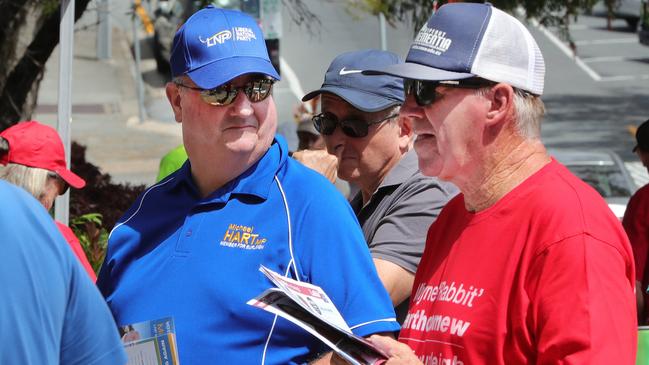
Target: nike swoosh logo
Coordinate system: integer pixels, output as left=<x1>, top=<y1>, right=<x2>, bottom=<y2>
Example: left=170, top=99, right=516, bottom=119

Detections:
left=339, top=67, right=363, bottom=75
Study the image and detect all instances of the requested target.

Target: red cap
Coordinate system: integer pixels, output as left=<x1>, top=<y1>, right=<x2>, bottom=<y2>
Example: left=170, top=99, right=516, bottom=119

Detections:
left=0, top=121, right=86, bottom=189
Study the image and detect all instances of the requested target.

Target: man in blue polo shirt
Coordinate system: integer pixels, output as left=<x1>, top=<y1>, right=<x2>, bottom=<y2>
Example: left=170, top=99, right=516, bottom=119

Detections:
left=97, top=6, right=399, bottom=365
left=0, top=180, right=126, bottom=365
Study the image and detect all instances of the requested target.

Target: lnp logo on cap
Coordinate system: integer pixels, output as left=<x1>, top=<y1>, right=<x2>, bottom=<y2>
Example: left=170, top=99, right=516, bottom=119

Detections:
left=413, top=24, right=452, bottom=56
left=199, top=27, right=257, bottom=47
left=200, top=30, right=232, bottom=47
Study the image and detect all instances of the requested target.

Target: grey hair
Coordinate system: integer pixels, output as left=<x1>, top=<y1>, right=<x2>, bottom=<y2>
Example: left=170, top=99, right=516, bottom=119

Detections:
left=476, top=87, right=545, bottom=139
left=0, top=163, right=50, bottom=201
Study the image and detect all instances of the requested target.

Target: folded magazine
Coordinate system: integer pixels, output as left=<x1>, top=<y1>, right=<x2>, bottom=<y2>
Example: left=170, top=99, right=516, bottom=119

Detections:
left=247, top=265, right=388, bottom=365
left=119, top=316, right=180, bottom=365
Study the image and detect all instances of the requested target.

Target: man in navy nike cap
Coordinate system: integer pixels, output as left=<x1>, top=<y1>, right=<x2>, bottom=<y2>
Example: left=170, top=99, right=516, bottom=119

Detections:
left=300, top=49, right=457, bottom=324
left=97, top=7, right=399, bottom=364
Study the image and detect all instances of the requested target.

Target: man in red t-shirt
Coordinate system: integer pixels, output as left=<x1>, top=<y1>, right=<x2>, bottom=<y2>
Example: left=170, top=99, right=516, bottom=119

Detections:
left=365, top=3, right=636, bottom=364
left=623, top=119, right=649, bottom=324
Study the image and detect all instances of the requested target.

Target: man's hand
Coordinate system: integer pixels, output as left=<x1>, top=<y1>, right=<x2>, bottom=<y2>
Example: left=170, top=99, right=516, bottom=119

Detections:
left=293, top=149, right=338, bottom=183
left=368, top=335, right=423, bottom=365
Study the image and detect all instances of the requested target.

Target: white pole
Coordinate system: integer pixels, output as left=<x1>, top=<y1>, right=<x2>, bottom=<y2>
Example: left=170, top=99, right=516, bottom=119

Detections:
left=132, top=12, right=146, bottom=122
left=379, top=12, right=387, bottom=51
left=97, top=0, right=112, bottom=60
left=55, top=0, right=75, bottom=225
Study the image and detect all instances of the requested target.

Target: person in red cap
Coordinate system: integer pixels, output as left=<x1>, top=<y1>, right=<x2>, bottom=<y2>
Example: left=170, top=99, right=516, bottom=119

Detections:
left=0, top=121, right=96, bottom=281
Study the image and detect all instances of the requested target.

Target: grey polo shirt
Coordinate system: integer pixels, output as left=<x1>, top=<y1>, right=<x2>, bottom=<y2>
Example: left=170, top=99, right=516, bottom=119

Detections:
left=350, top=149, right=458, bottom=321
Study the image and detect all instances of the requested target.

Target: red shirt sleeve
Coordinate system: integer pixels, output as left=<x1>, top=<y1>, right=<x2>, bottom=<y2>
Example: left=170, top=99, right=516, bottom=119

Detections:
left=55, top=221, right=97, bottom=282
left=526, top=234, right=636, bottom=364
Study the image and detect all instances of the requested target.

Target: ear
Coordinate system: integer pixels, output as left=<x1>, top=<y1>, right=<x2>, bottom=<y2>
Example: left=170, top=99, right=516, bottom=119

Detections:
left=397, top=115, right=414, bottom=151
left=166, top=82, right=183, bottom=123
left=485, top=83, right=515, bottom=128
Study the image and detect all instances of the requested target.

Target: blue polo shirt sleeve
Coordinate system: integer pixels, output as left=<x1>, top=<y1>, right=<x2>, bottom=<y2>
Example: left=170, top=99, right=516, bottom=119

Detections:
left=288, top=164, right=400, bottom=337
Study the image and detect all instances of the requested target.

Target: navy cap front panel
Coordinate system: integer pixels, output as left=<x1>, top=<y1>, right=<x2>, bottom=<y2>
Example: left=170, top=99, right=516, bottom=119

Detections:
left=406, top=3, right=492, bottom=73
left=303, top=49, right=404, bottom=111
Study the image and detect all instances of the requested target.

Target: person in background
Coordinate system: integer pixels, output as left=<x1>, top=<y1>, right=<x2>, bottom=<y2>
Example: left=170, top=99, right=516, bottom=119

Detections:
left=300, top=49, right=457, bottom=323
left=0, top=121, right=96, bottom=281
left=0, top=180, right=126, bottom=365
left=294, top=98, right=325, bottom=151
left=365, top=3, right=636, bottom=363
left=156, top=144, right=188, bottom=182
left=97, top=7, right=398, bottom=365
left=623, top=118, right=649, bottom=324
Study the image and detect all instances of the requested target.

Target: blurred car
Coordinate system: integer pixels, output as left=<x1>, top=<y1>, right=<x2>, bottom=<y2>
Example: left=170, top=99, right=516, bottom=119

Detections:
left=550, top=148, right=636, bottom=219
left=592, top=0, right=643, bottom=30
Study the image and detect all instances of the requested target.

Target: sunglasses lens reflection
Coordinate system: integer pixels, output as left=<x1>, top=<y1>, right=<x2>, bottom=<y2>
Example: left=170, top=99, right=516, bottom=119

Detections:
left=199, top=79, right=274, bottom=106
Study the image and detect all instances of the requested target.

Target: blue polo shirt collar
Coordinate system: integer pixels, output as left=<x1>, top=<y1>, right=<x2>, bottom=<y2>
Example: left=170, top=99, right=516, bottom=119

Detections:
left=164, top=136, right=288, bottom=204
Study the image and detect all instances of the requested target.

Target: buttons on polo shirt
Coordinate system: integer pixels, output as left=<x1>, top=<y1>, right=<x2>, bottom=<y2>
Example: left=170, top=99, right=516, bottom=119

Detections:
left=186, top=229, right=192, bottom=237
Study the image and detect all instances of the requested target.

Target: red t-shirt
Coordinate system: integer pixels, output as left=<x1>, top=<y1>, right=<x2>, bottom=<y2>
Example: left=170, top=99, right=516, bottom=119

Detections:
left=55, top=221, right=97, bottom=282
left=400, top=160, right=636, bottom=364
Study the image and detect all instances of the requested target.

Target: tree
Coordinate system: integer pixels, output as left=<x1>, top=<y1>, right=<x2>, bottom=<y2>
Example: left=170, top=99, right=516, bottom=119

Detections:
left=0, top=0, right=93, bottom=130
left=292, top=0, right=621, bottom=43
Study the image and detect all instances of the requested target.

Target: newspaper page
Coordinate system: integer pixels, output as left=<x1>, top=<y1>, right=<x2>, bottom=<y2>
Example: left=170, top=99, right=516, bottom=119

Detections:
left=119, top=317, right=180, bottom=365
left=248, top=266, right=388, bottom=365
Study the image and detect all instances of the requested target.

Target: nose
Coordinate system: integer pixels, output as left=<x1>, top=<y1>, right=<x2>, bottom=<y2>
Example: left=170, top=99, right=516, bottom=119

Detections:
left=400, top=94, right=426, bottom=120
left=323, top=124, right=346, bottom=158
left=228, top=91, right=254, bottom=117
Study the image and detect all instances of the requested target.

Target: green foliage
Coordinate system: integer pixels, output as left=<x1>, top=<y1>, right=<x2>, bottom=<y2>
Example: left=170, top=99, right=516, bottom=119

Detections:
left=40, top=0, right=60, bottom=16
left=348, top=0, right=622, bottom=42
left=70, top=212, right=109, bottom=275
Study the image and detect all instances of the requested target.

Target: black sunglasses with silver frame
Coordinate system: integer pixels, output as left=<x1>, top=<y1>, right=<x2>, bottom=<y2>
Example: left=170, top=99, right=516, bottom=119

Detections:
left=312, top=111, right=399, bottom=138
left=404, top=78, right=496, bottom=107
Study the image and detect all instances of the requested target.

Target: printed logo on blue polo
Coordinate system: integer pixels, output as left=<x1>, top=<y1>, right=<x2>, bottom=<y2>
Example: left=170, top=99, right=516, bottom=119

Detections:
left=412, top=23, right=452, bottom=56
left=220, top=223, right=267, bottom=250
left=199, top=27, right=256, bottom=47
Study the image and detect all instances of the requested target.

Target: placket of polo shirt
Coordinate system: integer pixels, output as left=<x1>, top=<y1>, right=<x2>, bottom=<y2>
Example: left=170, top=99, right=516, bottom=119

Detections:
left=174, top=206, right=207, bottom=255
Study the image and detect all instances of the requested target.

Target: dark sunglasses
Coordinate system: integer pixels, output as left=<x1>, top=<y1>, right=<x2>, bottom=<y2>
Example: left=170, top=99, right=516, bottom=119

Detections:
left=47, top=172, right=69, bottom=195
left=175, top=78, right=275, bottom=106
left=404, top=78, right=495, bottom=107
left=312, top=111, right=398, bottom=138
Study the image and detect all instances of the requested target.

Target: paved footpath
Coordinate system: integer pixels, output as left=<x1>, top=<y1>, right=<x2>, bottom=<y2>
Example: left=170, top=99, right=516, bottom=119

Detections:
left=34, top=11, right=182, bottom=187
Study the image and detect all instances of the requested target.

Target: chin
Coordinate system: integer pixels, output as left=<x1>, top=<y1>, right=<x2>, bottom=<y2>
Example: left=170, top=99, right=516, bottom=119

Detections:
left=225, top=137, right=258, bottom=154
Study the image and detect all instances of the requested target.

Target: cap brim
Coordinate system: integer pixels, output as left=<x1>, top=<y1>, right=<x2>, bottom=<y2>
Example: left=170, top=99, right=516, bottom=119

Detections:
left=56, top=168, right=86, bottom=189
left=362, top=62, right=475, bottom=82
left=188, top=56, right=280, bottom=89
left=302, top=86, right=401, bottom=113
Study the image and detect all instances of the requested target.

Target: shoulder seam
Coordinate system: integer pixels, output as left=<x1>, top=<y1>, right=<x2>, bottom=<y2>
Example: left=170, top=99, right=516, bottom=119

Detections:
left=108, top=177, right=176, bottom=240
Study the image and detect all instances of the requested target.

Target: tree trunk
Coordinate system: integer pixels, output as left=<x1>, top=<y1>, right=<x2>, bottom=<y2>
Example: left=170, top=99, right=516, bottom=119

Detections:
left=0, top=0, right=92, bottom=131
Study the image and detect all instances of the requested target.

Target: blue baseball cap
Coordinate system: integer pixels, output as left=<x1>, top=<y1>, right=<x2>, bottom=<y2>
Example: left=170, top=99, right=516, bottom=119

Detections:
left=302, top=49, right=404, bottom=112
left=364, top=3, right=545, bottom=95
left=170, top=6, right=280, bottom=89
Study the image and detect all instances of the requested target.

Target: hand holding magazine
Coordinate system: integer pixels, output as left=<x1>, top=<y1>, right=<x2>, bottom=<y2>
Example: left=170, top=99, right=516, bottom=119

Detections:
left=247, top=266, right=388, bottom=365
